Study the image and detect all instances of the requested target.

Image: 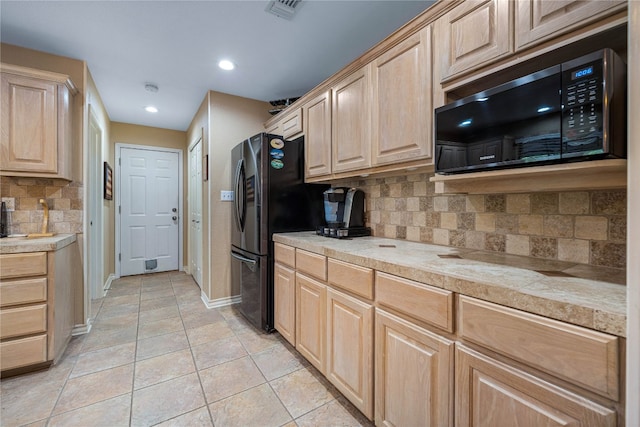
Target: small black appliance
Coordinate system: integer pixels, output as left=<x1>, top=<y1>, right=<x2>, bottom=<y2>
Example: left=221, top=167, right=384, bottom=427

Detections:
left=318, top=187, right=371, bottom=238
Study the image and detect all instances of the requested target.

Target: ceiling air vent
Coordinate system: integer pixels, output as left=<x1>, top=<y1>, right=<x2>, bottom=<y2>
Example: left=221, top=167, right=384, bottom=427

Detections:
left=265, top=0, right=302, bottom=20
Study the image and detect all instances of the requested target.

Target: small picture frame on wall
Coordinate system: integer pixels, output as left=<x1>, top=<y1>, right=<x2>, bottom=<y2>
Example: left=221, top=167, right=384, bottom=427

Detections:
left=104, top=162, right=113, bottom=200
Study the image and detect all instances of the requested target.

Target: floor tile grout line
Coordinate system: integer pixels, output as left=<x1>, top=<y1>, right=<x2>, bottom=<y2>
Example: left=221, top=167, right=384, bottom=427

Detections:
left=170, top=274, right=217, bottom=427
left=129, top=278, right=142, bottom=427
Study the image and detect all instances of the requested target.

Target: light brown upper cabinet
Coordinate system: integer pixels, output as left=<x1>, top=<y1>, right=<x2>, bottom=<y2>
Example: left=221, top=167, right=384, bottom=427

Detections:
left=371, top=26, right=432, bottom=166
left=265, top=120, right=281, bottom=136
left=515, top=0, right=626, bottom=51
left=1, top=64, right=76, bottom=181
left=281, top=107, right=303, bottom=140
left=331, top=66, right=372, bottom=173
left=304, top=90, right=332, bottom=179
left=435, top=0, right=513, bottom=82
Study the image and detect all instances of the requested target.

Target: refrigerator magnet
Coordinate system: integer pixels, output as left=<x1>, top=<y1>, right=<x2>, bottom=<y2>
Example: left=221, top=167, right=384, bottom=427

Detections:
left=270, top=138, right=284, bottom=149
left=271, top=159, right=284, bottom=169
left=270, top=148, right=284, bottom=159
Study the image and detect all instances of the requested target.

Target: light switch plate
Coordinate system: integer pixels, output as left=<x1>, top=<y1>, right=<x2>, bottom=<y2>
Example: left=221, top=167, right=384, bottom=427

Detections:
left=1, top=197, right=15, bottom=211
left=220, top=190, right=234, bottom=202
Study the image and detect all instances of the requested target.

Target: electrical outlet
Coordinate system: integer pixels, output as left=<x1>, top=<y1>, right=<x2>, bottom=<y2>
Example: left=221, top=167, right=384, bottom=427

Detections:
left=220, top=190, right=234, bottom=202
left=1, top=197, right=15, bottom=211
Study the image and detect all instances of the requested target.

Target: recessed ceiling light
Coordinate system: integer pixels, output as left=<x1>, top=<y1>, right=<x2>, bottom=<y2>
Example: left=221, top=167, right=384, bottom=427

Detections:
left=218, top=60, right=235, bottom=71
left=145, top=106, right=158, bottom=113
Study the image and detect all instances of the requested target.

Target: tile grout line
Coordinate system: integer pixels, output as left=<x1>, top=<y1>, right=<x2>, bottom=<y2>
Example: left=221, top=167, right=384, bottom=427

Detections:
left=128, top=276, right=143, bottom=427
left=171, top=274, right=217, bottom=427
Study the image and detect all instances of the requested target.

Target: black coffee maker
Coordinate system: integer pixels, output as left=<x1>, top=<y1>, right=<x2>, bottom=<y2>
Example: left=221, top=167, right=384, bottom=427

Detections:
left=318, top=187, right=371, bottom=238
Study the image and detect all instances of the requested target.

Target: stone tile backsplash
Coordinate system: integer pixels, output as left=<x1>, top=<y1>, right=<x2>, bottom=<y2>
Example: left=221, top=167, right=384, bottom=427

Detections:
left=336, top=172, right=626, bottom=269
left=0, top=176, right=83, bottom=235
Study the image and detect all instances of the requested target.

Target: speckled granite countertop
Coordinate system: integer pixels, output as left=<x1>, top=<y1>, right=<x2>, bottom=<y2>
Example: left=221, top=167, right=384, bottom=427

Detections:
left=273, top=232, right=627, bottom=337
left=0, top=234, right=77, bottom=254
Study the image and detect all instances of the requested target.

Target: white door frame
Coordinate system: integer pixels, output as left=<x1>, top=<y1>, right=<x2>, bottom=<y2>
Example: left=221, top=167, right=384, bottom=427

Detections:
left=87, top=106, right=105, bottom=302
left=188, top=130, right=203, bottom=287
left=115, top=143, right=184, bottom=278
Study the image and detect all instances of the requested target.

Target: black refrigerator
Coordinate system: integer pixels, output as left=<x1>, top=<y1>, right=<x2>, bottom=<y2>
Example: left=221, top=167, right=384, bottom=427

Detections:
left=230, top=133, right=329, bottom=332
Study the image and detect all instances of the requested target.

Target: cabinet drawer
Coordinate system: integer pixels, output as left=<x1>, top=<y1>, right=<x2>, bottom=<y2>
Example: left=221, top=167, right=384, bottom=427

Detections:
left=274, top=243, right=296, bottom=268
left=376, top=272, right=453, bottom=332
left=296, top=249, right=327, bottom=281
left=281, top=107, right=303, bottom=139
left=0, top=304, right=47, bottom=339
left=455, top=344, right=616, bottom=427
left=458, top=296, right=618, bottom=400
left=0, top=334, right=48, bottom=371
left=0, top=252, right=47, bottom=279
left=328, top=258, right=373, bottom=300
left=0, top=278, right=47, bottom=307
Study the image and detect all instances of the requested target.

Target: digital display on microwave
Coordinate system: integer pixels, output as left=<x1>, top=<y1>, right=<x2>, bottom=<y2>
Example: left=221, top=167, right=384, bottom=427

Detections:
left=572, top=65, right=594, bottom=80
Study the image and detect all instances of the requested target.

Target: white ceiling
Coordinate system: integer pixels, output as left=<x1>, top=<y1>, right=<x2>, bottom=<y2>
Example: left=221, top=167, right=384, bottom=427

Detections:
left=1, top=0, right=435, bottom=131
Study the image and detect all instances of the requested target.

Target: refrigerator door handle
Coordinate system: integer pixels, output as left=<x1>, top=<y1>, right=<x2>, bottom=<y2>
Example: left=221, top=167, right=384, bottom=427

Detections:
left=233, top=158, right=246, bottom=231
left=231, top=251, right=257, bottom=272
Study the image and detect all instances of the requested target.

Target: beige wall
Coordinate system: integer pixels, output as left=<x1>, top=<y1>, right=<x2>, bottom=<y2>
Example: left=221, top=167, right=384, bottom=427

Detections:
left=187, top=91, right=271, bottom=302
left=109, top=122, right=189, bottom=268
left=1, top=43, right=85, bottom=93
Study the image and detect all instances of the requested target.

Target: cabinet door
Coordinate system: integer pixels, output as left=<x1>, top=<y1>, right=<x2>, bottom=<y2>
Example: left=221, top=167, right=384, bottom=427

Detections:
left=0, top=334, right=48, bottom=371
left=282, top=107, right=303, bottom=139
left=326, top=287, right=374, bottom=419
left=304, top=91, right=332, bottom=179
left=435, top=0, right=512, bottom=82
left=1, top=73, right=58, bottom=173
left=331, top=66, right=371, bottom=173
left=515, top=0, right=626, bottom=51
left=371, top=26, right=432, bottom=166
left=274, top=263, right=296, bottom=346
left=265, top=121, right=282, bottom=136
left=375, top=309, right=454, bottom=427
left=456, top=345, right=617, bottom=427
left=296, top=272, right=326, bottom=373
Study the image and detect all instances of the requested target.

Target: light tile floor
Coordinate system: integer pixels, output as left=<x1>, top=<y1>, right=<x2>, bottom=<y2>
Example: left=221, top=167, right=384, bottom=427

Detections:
left=1, top=271, right=373, bottom=427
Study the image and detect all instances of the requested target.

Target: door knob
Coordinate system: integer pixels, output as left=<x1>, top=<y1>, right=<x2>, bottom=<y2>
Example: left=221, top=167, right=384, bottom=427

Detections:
left=172, top=208, right=177, bottom=212
left=172, top=216, right=177, bottom=220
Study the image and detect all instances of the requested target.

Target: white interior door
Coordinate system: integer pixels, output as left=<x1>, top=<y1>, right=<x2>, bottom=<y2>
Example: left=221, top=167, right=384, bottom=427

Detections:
left=189, top=138, right=203, bottom=287
left=119, top=146, right=181, bottom=276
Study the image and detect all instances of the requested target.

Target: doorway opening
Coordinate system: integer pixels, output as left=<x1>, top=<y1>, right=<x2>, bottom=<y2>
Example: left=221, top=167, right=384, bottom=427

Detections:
left=115, top=143, right=183, bottom=277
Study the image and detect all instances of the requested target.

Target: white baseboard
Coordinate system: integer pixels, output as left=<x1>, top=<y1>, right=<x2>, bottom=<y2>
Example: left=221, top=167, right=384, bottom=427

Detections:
left=201, top=293, right=241, bottom=309
left=103, top=274, right=117, bottom=294
left=72, top=320, right=92, bottom=336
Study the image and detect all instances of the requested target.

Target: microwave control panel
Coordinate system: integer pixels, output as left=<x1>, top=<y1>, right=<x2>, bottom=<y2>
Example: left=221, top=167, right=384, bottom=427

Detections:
left=561, top=59, right=604, bottom=153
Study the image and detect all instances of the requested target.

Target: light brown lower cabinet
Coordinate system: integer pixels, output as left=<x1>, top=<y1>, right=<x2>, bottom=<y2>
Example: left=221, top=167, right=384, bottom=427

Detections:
left=295, top=272, right=326, bottom=374
left=455, top=344, right=617, bottom=427
left=326, top=286, right=374, bottom=420
left=375, top=309, right=454, bottom=427
left=273, top=262, right=296, bottom=346
left=271, top=243, right=624, bottom=424
left=1, top=242, right=79, bottom=374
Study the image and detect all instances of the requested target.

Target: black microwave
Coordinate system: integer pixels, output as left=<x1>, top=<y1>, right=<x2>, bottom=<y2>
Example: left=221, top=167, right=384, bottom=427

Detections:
left=434, top=49, right=626, bottom=174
